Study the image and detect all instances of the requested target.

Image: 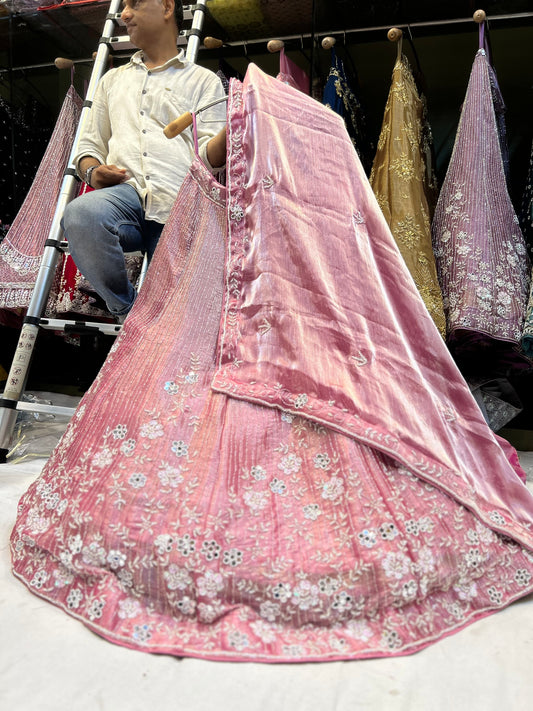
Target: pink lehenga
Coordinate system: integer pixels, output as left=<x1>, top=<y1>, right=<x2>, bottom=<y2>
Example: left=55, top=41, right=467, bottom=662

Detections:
left=11, top=65, right=533, bottom=663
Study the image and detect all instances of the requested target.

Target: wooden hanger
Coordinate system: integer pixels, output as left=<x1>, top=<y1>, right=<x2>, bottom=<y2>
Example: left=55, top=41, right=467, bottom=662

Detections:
left=321, top=36, right=336, bottom=50
left=387, top=27, right=403, bottom=42
left=267, top=39, right=284, bottom=53
left=163, top=96, right=228, bottom=139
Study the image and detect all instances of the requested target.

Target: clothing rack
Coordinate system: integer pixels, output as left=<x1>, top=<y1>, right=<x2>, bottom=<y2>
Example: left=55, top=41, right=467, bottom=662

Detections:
left=2, top=9, right=532, bottom=73
left=202, top=10, right=533, bottom=55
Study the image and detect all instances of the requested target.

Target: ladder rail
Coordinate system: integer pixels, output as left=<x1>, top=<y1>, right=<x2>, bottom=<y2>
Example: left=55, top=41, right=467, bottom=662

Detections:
left=186, top=0, right=208, bottom=63
left=0, top=1, right=209, bottom=462
left=0, top=0, right=123, bottom=461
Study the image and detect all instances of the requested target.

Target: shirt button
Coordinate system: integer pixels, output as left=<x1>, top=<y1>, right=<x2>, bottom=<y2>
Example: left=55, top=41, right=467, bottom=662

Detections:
left=142, top=129, right=147, bottom=134
left=146, top=175, right=151, bottom=180
left=147, top=71, right=152, bottom=75
left=140, top=110, right=144, bottom=116
left=142, top=89, right=147, bottom=95
left=143, top=152, right=147, bottom=156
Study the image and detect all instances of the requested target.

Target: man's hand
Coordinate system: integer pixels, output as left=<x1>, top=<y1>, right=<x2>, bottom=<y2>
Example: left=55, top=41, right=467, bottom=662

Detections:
left=80, top=157, right=129, bottom=190
left=206, top=126, right=227, bottom=169
left=90, top=164, right=129, bottom=190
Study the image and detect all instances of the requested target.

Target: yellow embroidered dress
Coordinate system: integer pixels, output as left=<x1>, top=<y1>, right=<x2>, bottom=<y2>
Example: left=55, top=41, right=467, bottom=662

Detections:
left=370, top=42, right=445, bottom=336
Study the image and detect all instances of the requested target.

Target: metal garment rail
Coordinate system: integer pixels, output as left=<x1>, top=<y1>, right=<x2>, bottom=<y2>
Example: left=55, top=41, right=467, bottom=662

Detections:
left=202, top=10, right=533, bottom=53
left=0, top=0, right=208, bottom=463
left=2, top=9, right=532, bottom=72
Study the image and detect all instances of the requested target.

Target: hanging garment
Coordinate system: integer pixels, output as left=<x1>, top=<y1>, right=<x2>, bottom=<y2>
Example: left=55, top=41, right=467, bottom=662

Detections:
left=520, top=141, right=533, bottom=357
left=276, top=46, right=309, bottom=94
left=11, top=65, right=533, bottom=663
left=431, top=26, right=530, bottom=354
left=216, top=58, right=244, bottom=95
left=322, top=46, right=374, bottom=174
left=0, top=86, right=83, bottom=323
left=370, top=41, right=445, bottom=336
left=519, top=139, right=533, bottom=257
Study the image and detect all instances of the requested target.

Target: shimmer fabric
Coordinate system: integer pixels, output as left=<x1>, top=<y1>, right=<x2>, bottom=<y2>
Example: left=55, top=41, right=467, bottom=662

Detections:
left=520, top=141, right=533, bottom=356
left=277, top=46, right=309, bottom=94
left=431, top=43, right=529, bottom=350
left=0, top=86, right=83, bottom=320
left=369, top=42, right=445, bottom=336
left=11, top=65, right=533, bottom=663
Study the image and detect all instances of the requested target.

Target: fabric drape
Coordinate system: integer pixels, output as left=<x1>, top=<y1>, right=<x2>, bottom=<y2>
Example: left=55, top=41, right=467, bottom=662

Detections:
left=369, top=43, right=445, bottom=336
left=322, top=46, right=374, bottom=174
left=0, top=85, right=83, bottom=323
left=11, top=65, right=533, bottom=663
left=431, top=34, right=529, bottom=354
left=520, top=141, right=533, bottom=357
left=277, top=46, right=309, bottom=93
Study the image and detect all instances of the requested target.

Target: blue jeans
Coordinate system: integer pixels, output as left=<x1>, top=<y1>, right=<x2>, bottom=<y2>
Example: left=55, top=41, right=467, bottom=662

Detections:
left=61, top=183, right=164, bottom=317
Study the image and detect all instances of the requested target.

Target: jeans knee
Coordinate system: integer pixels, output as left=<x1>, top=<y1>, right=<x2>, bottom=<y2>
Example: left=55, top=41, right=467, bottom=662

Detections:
left=62, top=196, right=92, bottom=239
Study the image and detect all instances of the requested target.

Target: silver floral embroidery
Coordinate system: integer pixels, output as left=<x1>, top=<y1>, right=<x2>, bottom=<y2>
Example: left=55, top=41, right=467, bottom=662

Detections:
left=230, top=204, right=245, bottom=221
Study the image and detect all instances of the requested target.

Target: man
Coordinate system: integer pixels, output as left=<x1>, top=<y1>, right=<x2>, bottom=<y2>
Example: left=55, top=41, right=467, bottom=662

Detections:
left=63, top=0, right=227, bottom=322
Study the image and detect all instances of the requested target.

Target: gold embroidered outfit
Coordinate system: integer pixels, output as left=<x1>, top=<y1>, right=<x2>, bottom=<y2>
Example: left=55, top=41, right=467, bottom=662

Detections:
left=370, top=43, right=445, bottom=336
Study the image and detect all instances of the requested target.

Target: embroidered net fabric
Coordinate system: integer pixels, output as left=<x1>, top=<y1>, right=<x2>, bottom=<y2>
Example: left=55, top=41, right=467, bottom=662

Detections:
left=11, top=66, right=533, bottom=663
left=0, top=86, right=83, bottom=323
left=520, top=140, right=533, bottom=357
left=431, top=47, right=530, bottom=353
left=370, top=44, right=445, bottom=336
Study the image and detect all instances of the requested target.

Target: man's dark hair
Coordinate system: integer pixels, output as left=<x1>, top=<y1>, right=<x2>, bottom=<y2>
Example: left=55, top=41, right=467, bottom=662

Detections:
left=174, top=0, right=183, bottom=31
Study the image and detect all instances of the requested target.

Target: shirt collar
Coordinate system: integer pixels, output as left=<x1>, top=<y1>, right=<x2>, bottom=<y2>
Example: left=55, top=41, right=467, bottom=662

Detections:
left=130, top=49, right=186, bottom=70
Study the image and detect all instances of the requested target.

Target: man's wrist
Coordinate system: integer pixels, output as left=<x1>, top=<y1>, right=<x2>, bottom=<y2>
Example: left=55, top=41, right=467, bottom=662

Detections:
left=85, top=164, right=98, bottom=187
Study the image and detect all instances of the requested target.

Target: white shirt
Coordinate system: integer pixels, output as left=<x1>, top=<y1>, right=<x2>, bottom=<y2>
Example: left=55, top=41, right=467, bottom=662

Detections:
left=75, top=51, right=227, bottom=223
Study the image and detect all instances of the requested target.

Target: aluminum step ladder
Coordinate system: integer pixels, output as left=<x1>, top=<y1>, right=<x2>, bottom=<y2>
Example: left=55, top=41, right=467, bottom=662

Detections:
left=0, top=0, right=209, bottom=463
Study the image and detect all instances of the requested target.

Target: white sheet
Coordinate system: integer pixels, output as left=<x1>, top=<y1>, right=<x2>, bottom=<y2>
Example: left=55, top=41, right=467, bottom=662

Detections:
left=1, top=394, right=532, bottom=710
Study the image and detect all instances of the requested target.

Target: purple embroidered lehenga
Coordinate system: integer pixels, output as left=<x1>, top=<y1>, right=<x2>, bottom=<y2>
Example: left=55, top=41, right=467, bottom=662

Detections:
left=431, top=27, right=530, bottom=355
left=10, top=65, right=533, bottom=662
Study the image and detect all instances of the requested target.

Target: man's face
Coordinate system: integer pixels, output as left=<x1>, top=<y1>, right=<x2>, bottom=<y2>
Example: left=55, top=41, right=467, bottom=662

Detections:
left=121, top=0, right=173, bottom=48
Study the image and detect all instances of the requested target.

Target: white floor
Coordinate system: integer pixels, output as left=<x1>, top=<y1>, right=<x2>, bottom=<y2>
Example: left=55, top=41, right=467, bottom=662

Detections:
left=1, top=394, right=533, bottom=711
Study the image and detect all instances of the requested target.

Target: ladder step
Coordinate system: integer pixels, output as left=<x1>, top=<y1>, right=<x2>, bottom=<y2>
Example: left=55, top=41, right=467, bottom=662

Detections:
left=39, top=318, right=122, bottom=336
left=15, top=401, right=77, bottom=418
left=105, top=31, right=189, bottom=52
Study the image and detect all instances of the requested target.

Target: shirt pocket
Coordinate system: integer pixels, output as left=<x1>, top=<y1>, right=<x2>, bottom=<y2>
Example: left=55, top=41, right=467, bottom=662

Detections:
left=150, top=90, right=189, bottom=129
